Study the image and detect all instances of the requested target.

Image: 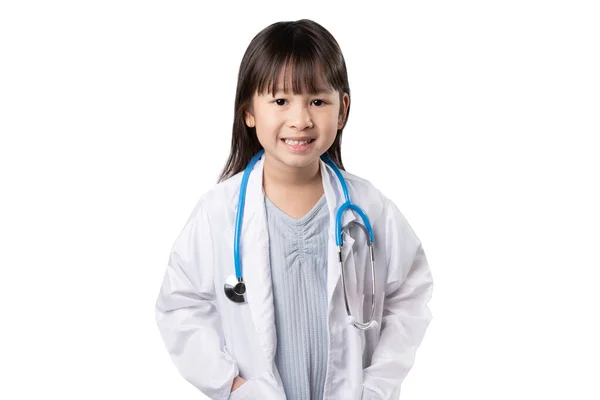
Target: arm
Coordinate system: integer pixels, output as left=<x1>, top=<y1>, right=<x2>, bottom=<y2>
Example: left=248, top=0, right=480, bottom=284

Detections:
left=155, top=199, right=239, bottom=400
left=361, top=200, right=434, bottom=399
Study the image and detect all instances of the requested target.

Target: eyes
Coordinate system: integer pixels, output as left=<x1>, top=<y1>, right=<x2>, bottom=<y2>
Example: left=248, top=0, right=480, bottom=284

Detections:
left=274, top=99, right=327, bottom=107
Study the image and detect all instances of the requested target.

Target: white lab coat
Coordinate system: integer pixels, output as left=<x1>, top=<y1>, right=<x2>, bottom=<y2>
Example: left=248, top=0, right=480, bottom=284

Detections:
left=155, top=155, right=433, bottom=400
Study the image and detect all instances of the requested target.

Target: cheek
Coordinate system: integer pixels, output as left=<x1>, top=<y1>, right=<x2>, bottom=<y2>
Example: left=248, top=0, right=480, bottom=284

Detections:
left=320, top=112, right=341, bottom=130
left=254, top=119, right=283, bottom=145
left=255, top=119, right=277, bottom=138
left=254, top=110, right=281, bottom=130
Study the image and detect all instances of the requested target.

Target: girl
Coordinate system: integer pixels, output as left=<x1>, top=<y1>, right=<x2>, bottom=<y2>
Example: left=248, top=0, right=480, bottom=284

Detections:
left=155, top=19, right=433, bottom=400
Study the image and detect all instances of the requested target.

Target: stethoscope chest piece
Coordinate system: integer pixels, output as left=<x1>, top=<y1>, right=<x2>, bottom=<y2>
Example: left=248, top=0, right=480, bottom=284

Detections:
left=224, top=274, right=247, bottom=303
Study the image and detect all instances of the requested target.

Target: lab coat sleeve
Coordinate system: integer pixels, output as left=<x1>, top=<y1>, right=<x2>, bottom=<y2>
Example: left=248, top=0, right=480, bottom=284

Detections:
left=361, top=199, right=433, bottom=400
left=155, top=199, right=239, bottom=400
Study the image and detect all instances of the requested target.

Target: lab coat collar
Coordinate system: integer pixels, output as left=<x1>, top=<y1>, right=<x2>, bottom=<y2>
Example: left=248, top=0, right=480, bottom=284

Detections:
left=232, top=154, right=357, bottom=368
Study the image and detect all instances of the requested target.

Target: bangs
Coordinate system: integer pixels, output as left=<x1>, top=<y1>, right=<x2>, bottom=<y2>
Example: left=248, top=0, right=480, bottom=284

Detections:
left=256, top=56, right=336, bottom=96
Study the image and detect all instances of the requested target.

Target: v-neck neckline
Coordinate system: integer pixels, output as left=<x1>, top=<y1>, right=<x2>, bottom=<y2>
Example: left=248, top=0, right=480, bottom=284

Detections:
left=264, top=193, right=327, bottom=226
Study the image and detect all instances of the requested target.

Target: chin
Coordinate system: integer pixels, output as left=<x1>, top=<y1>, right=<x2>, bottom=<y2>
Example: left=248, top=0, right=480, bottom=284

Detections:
left=274, top=153, right=320, bottom=169
left=281, top=157, right=318, bottom=169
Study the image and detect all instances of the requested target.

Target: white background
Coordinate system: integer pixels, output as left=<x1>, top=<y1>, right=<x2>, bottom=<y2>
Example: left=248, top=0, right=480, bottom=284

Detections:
left=1, top=1, right=599, bottom=399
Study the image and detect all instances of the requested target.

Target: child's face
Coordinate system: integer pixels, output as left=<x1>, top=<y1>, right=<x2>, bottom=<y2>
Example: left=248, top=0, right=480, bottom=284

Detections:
left=245, top=73, right=349, bottom=174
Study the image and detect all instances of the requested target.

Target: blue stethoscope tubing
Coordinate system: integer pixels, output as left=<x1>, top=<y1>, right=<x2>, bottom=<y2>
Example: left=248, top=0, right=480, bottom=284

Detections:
left=225, top=149, right=378, bottom=331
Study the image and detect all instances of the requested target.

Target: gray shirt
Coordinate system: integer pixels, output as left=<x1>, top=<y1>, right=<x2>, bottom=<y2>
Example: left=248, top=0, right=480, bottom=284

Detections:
left=264, top=193, right=329, bottom=400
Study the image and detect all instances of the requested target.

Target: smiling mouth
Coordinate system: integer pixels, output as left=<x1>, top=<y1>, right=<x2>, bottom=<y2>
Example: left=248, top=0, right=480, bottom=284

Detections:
left=281, top=138, right=315, bottom=145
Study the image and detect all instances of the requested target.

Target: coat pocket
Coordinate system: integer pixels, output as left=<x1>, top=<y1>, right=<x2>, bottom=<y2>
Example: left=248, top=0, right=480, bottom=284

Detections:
left=228, top=373, right=286, bottom=400
left=228, top=377, right=256, bottom=400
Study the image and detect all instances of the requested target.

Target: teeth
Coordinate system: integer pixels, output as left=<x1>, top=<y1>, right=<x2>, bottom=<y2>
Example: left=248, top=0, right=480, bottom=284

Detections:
left=284, top=139, right=311, bottom=145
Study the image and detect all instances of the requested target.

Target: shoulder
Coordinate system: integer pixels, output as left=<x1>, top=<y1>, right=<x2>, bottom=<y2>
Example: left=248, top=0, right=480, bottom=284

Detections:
left=340, top=169, right=417, bottom=240
left=340, top=169, right=391, bottom=217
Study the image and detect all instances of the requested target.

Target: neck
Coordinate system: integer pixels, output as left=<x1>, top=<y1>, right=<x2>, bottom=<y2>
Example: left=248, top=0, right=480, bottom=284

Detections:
left=262, top=154, right=322, bottom=190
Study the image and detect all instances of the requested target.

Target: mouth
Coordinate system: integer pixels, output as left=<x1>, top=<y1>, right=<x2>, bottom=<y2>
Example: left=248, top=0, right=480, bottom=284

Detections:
left=281, top=138, right=316, bottom=145
left=281, top=138, right=316, bottom=152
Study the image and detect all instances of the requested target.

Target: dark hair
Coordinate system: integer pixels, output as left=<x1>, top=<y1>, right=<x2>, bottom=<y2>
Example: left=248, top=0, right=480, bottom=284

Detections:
left=217, top=19, right=351, bottom=183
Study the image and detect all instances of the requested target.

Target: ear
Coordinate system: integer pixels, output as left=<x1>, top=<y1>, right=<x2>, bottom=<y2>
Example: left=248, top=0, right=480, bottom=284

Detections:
left=245, top=109, right=255, bottom=128
left=338, top=93, right=350, bottom=129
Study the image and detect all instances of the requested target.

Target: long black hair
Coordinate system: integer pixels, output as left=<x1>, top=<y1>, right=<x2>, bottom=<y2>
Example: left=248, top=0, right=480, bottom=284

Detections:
left=217, top=19, right=351, bottom=183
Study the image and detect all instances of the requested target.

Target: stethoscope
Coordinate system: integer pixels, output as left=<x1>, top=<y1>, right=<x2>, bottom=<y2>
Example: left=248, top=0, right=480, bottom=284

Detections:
left=224, top=149, right=378, bottom=331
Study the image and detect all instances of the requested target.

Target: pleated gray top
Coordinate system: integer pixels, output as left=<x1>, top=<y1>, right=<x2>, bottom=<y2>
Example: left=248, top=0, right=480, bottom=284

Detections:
left=264, top=193, right=329, bottom=400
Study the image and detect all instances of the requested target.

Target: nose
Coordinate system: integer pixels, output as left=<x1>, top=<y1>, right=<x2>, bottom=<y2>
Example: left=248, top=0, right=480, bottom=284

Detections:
left=288, top=103, right=314, bottom=131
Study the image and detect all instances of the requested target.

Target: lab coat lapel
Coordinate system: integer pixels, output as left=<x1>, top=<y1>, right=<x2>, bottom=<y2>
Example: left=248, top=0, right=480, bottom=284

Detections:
left=320, top=159, right=358, bottom=305
left=238, top=157, right=278, bottom=366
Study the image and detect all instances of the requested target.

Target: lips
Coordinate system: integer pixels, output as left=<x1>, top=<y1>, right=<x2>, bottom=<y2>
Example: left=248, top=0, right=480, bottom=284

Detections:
left=281, top=138, right=315, bottom=152
left=282, top=138, right=315, bottom=144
